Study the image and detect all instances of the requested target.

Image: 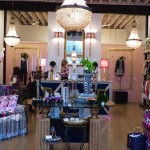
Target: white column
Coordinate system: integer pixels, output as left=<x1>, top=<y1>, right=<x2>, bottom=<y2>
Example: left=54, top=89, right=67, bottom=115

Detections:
left=84, top=13, right=102, bottom=80
left=47, top=12, right=65, bottom=74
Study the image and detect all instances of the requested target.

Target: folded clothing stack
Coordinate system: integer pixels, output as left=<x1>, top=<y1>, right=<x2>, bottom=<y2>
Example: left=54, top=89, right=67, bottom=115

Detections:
left=0, top=94, right=19, bottom=116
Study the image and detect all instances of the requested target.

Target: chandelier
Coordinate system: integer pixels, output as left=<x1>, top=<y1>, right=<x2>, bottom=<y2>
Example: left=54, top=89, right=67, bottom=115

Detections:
left=126, top=20, right=142, bottom=49
left=4, top=17, right=20, bottom=47
left=4, top=2, right=20, bottom=47
left=56, top=0, right=92, bottom=31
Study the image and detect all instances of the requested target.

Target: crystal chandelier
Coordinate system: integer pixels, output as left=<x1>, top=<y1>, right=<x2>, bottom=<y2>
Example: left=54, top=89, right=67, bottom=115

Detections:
left=56, top=0, right=92, bottom=31
left=126, top=20, right=142, bottom=49
left=4, top=17, right=20, bottom=47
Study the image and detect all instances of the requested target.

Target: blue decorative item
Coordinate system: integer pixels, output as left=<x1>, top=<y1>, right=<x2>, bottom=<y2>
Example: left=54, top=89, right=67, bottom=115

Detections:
left=83, top=70, right=92, bottom=94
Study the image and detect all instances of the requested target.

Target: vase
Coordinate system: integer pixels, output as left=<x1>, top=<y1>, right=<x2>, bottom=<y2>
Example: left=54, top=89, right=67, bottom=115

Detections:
left=50, top=70, right=53, bottom=80
left=83, top=70, right=92, bottom=94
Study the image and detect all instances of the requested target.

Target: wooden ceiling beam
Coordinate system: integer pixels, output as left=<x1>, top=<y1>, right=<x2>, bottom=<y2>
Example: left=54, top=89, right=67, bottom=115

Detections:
left=108, top=15, right=120, bottom=28
left=119, top=15, right=133, bottom=29
left=114, top=15, right=127, bottom=29
left=42, top=12, right=48, bottom=22
left=35, top=12, right=45, bottom=25
left=28, top=12, right=40, bottom=25
left=103, top=15, right=113, bottom=25
left=20, top=11, right=32, bottom=24
left=124, top=16, right=140, bottom=28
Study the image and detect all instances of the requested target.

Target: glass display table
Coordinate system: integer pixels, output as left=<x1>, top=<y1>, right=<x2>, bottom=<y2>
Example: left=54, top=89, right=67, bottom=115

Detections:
left=43, top=136, right=62, bottom=150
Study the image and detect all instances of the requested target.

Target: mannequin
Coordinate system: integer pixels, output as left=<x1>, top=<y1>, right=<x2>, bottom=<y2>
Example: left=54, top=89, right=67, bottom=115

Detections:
left=115, top=56, right=126, bottom=76
left=21, top=53, right=29, bottom=86
left=115, top=56, right=126, bottom=90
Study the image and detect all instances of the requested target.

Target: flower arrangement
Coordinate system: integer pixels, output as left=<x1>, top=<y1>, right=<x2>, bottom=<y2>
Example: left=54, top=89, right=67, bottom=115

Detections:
left=80, top=57, right=95, bottom=72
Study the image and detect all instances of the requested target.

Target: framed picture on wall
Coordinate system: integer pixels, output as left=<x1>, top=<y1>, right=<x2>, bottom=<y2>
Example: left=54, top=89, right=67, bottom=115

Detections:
left=64, top=31, right=85, bottom=65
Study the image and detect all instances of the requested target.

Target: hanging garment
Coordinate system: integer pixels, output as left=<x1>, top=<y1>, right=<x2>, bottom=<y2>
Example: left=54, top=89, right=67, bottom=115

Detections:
left=115, top=59, right=125, bottom=76
left=145, top=80, right=150, bottom=96
left=21, top=59, right=28, bottom=85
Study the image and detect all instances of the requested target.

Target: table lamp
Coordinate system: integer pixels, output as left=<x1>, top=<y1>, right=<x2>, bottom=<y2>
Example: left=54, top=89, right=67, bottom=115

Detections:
left=100, top=59, right=109, bottom=81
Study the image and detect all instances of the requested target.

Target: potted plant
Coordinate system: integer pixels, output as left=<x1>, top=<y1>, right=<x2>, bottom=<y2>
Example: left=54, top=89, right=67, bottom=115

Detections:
left=21, top=53, right=29, bottom=60
left=80, top=57, right=95, bottom=72
left=80, top=57, right=95, bottom=94
left=92, top=61, right=98, bottom=70
left=96, top=92, right=108, bottom=106
left=50, top=61, right=56, bottom=68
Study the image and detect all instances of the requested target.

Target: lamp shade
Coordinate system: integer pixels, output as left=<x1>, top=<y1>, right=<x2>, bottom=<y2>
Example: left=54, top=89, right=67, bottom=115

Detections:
left=126, top=21, right=142, bottom=49
left=41, top=58, right=46, bottom=67
left=54, top=32, right=63, bottom=38
left=56, top=0, right=92, bottom=31
left=4, top=18, right=20, bottom=47
left=100, top=59, right=109, bottom=68
left=86, top=32, right=95, bottom=39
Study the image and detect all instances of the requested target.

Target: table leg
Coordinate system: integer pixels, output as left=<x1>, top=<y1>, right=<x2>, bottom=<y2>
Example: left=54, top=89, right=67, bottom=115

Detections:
left=64, top=128, right=71, bottom=150
left=50, top=144, right=54, bottom=150
left=80, top=127, right=86, bottom=150
left=42, top=107, right=50, bottom=118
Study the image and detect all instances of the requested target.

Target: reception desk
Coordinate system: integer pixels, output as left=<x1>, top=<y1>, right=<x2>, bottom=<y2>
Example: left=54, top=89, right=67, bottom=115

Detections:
left=37, top=80, right=112, bottom=101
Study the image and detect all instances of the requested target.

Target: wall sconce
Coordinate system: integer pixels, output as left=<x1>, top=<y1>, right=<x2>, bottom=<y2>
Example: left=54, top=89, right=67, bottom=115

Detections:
left=86, top=32, right=95, bottom=57
left=54, top=32, right=63, bottom=56
left=100, top=59, right=109, bottom=81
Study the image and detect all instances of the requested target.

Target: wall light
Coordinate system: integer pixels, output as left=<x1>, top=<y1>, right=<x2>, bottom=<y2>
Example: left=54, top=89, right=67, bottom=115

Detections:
left=86, top=32, right=95, bottom=57
left=100, top=59, right=109, bottom=81
left=54, top=32, right=63, bottom=56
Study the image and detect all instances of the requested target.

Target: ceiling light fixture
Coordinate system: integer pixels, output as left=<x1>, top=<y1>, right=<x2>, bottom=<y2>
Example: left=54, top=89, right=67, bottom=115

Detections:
left=4, top=2, right=20, bottom=47
left=126, top=2, right=142, bottom=49
left=56, top=0, right=92, bottom=31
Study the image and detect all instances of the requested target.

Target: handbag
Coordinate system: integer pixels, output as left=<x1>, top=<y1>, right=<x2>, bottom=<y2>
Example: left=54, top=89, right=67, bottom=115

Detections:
left=127, top=127, right=146, bottom=150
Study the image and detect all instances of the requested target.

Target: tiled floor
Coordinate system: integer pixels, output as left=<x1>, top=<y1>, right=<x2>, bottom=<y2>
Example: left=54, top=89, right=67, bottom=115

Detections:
left=0, top=103, right=144, bottom=150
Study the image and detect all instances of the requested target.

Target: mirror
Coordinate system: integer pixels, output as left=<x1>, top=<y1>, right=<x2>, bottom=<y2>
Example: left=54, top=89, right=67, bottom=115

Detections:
left=64, top=31, right=85, bottom=65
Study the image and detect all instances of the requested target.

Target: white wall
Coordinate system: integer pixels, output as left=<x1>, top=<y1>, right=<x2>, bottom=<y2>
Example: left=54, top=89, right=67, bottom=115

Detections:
left=0, top=11, right=4, bottom=84
left=47, top=12, right=65, bottom=77
left=84, top=13, right=102, bottom=79
left=101, top=29, right=126, bottom=45
left=19, top=25, right=48, bottom=42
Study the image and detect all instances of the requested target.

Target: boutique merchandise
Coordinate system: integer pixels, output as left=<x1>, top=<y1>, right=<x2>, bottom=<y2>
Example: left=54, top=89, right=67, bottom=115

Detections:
left=0, top=94, right=27, bottom=140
